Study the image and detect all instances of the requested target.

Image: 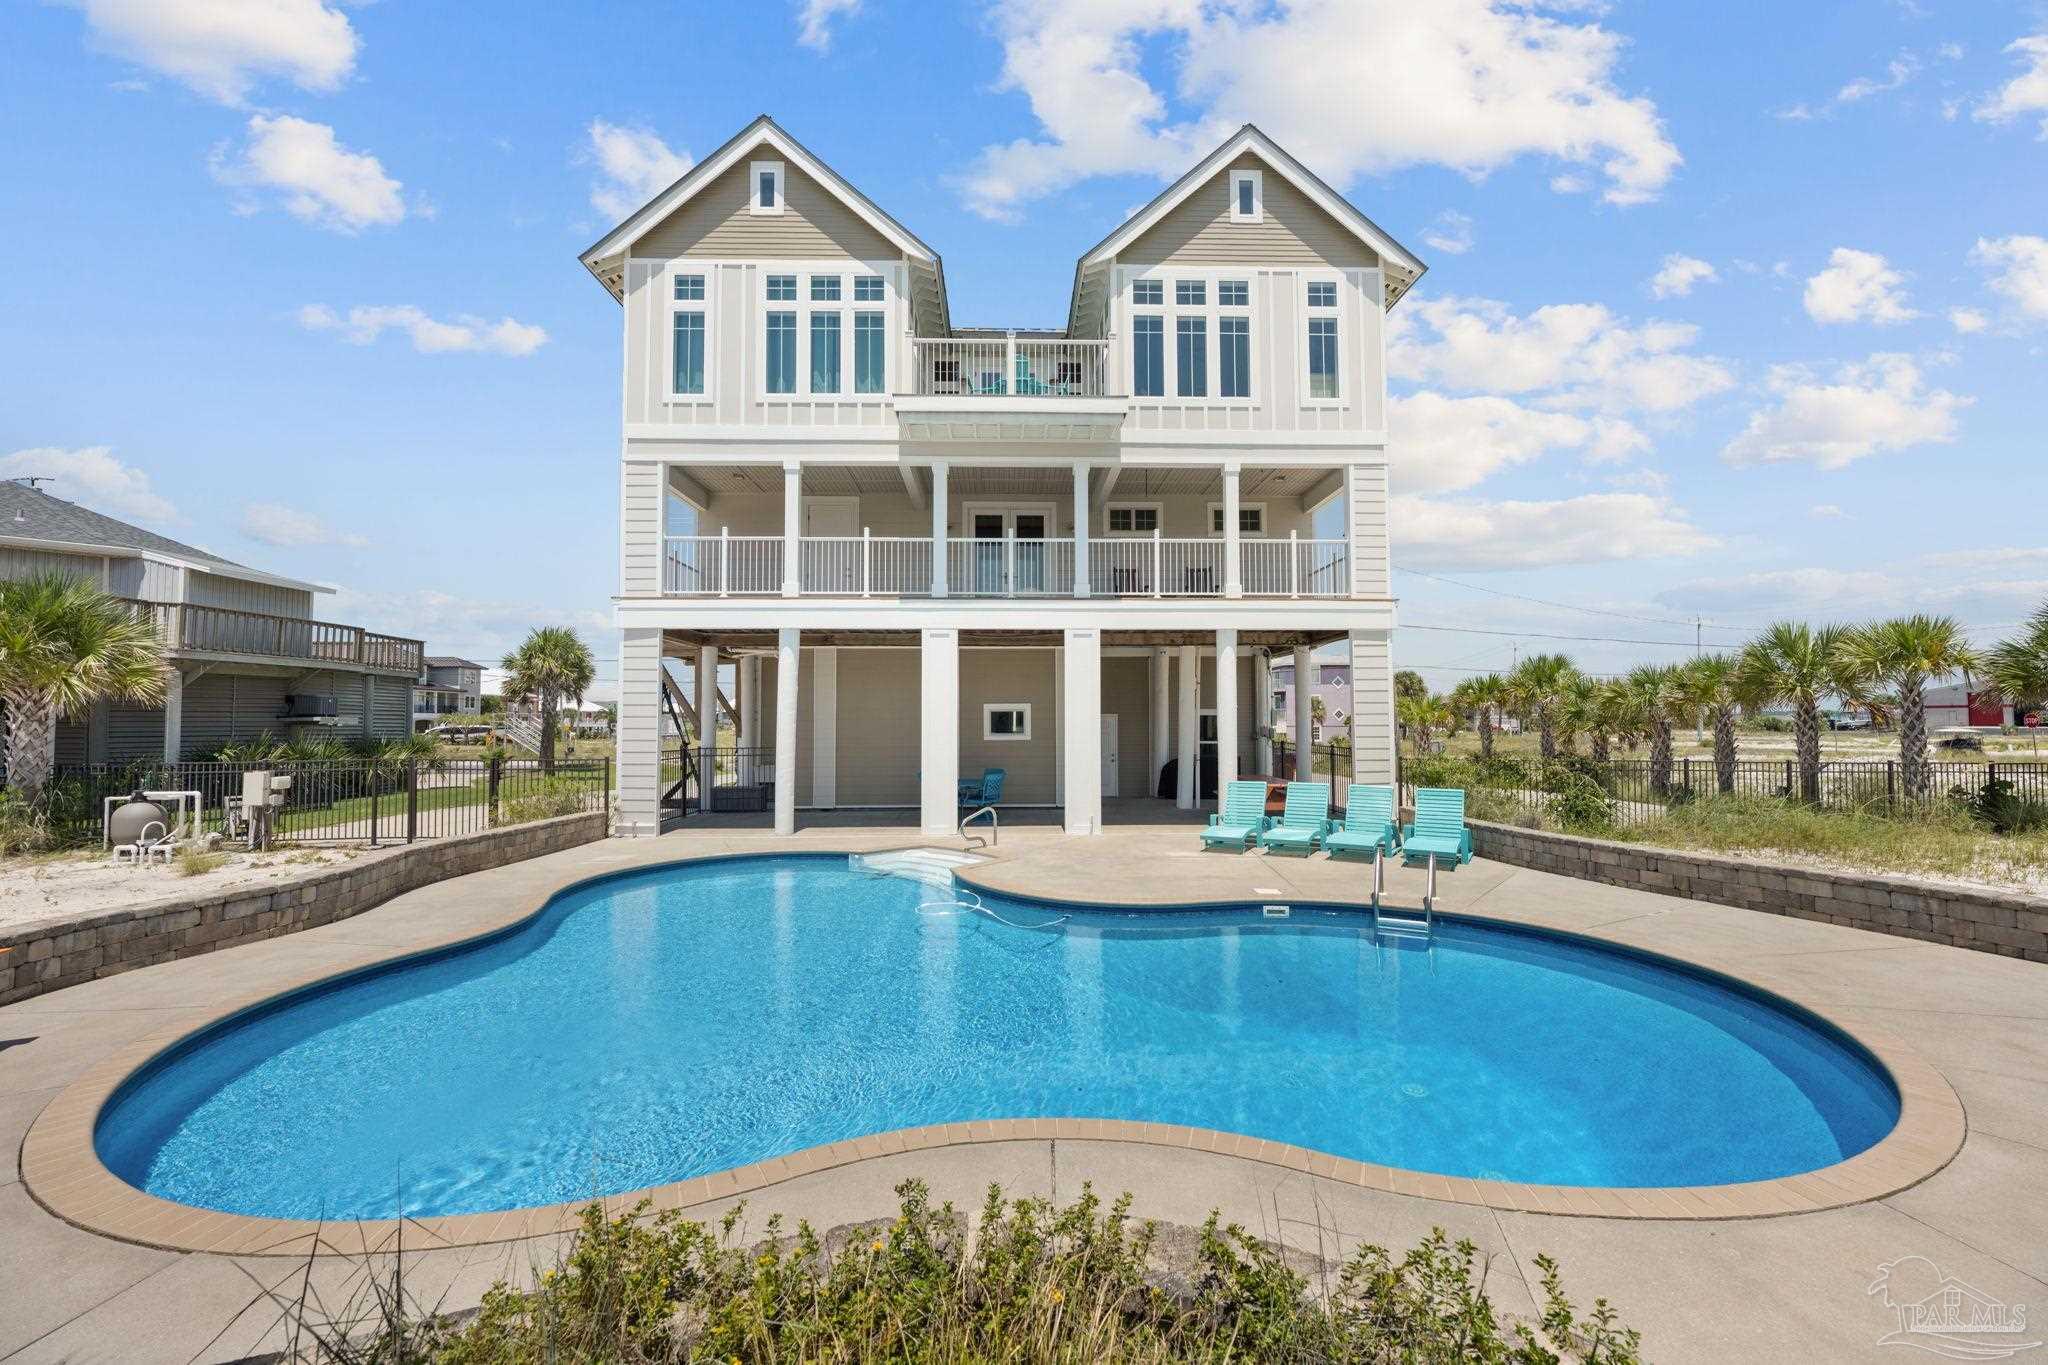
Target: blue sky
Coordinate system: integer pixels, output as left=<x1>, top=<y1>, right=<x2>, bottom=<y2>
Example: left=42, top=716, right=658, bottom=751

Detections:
left=4, top=0, right=2046, bottom=697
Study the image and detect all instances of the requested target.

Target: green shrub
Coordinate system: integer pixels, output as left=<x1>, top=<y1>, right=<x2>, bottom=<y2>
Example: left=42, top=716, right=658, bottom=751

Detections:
left=1550, top=773, right=1617, bottom=834
left=499, top=777, right=594, bottom=824
left=1959, top=777, right=2048, bottom=836
left=0, top=792, right=54, bottom=855
left=1403, top=753, right=1477, bottom=791
left=1749, top=715, right=1792, bottom=733
left=273, top=1179, right=1640, bottom=1363
left=172, top=846, right=229, bottom=877
left=1539, top=755, right=1613, bottom=795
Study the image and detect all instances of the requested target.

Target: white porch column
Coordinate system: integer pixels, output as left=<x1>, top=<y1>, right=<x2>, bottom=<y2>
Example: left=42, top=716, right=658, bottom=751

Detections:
left=1215, top=629, right=1238, bottom=809
left=1149, top=647, right=1170, bottom=800
left=1071, top=463, right=1091, bottom=597
left=1062, top=629, right=1101, bottom=833
left=1253, top=649, right=1272, bottom=775
left=811, top=646, right=837, bottom=808
left=919, top=628, right=960, bottom=834
left=1292, top=645, right=1314, bottom=781
left=696, top=644, right=719, bottom=813
left=781, top=461, right=802, bottom=597
left=1175, top=644, right=1199, bottom=809
left=773, top=629, right=799, bottom=834
left=1349, top=631, right=1396, bottom=785
left=929, top=461, right=949, bottom=597
left=1222, top=462, right=1243, bottom=598
left=161, top=667, right=184, bottom=763
left=615, top=627, right=664, bottom=836
left=740, top=655, right=761, bottom=785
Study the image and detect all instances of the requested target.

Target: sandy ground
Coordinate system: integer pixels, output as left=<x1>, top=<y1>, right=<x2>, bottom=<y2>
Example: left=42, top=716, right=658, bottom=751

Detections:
left=0, top=846, right=363, bottom=933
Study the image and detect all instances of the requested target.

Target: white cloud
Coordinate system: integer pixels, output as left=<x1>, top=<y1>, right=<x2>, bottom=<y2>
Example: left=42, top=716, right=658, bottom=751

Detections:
left=1970, top=234, right=2048, bottom=320
left=1836, top=54, right=1919, bottom=103
left=1421, top=210, right=1474, bottom=255
left=1920, top=545, right=2048, bottom=572
left=1388, top=294, right=1735, bottom=415
left=956, top=0, right=1680, bottom=221
left=585, top=120, right=692, bottom=221
left=298, top=303, right=548, bottom=356
left=1948, top=307, right=1989, bottom=334
left=325, top=587, right=610, bottom=658
left=1802, top=247, right=1918, bottom=325
left=1721, top=353, right=1970, bottom=470
left=1647, top=253, right=1716, bottom=299
left=795, top=0, right=861, bottom=50
left=238, top=501, right=366, bottom=549
left=1974, top=33, right=2048, bottom=136
left=211, top=114, right=404, bottom=232
left=56, top=0, right=357, bottom=105
left=1388, top=392, right=1645, bottom=494
left=1809, top=503, right=1847, bottom=519
left=1658, top=564, right=2048, bottom=619
left=0, top=446, right=180, bottom=525
left=1393, top=492, right=1716, bottom=571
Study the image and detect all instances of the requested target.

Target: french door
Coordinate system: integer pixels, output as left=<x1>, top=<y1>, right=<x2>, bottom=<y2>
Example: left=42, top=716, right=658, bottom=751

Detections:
left=966, top=506, right=1049, bottom=595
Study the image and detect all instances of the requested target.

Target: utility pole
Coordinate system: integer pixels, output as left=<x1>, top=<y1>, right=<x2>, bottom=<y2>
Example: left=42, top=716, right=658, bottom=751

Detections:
left=1694, top=615, right=1705, bottom=743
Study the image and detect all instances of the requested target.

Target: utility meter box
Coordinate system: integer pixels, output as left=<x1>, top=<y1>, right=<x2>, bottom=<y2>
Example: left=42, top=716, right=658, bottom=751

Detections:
left=241, top=769, right=272, bottom=811
left=268, top=774, right=291, bottom=806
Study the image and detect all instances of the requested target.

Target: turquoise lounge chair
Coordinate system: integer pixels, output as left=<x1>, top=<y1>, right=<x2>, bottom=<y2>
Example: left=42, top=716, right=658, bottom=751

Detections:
left=1323, top=784, right=1398, bottom=858
left=1200, top=780, right=1272, bottom=850
left=1258, top=782, right=1331, bottom=853
left=1402, top=787, right=1472, bottom=866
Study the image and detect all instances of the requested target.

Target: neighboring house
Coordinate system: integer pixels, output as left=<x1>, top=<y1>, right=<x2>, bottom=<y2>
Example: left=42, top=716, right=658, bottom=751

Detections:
left=585, top=117, right=1417, bottom=835
left=1923, top=683, right=2013, bottom=730
left=1268, top=660, right=1351, bottom=742
left=0, top=478, right=423, bottom=765
left=414, top=656, right=484, bottom=730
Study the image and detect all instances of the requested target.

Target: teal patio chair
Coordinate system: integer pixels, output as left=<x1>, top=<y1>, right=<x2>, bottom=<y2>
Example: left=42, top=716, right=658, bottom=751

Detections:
left=1323, top=784, right=1398, bottom=858
left=1258, top=782, right=1332, bottom=853
left=1402, top=787, right=1472, bottom=866
left=1200, top=780, right=1272, bottom=850
left=958, top=768, right=1006, bottom=808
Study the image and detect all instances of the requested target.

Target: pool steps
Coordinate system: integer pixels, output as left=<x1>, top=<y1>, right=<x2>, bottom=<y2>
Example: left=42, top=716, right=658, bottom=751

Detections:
left=850, top=847, right=988, bottom=891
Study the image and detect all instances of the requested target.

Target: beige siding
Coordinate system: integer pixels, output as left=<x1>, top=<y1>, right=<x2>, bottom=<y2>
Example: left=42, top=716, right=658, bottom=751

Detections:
left=1100, top=656, right=1153, bottom=797
left=186, top=571, right=315, bottom=618
left=1123, top=156, right=1379, bottom=268
left=960, top=648, right=1059, bottom=804
left=833, top=649, right=920, bottom=804
left=638, top=160, right=897, bottom=261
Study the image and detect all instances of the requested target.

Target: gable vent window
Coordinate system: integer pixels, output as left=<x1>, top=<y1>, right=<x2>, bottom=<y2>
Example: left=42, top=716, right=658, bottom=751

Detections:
left=750, top=160, right=785, bottom=216
left=1230, top=169, right=1263, bottom=223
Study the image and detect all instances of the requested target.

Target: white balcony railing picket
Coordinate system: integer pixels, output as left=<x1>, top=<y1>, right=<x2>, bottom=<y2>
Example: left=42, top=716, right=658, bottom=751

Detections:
left=659, top=532, right=1349, bottom=599
left=909, top=337, right=1111, bottom=398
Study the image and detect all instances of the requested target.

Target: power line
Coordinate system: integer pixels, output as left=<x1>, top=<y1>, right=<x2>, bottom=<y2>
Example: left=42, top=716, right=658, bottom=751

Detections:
left=1401, top=621, right=1709, bottom=648
left=1392, top=563, right=1752, bottom=632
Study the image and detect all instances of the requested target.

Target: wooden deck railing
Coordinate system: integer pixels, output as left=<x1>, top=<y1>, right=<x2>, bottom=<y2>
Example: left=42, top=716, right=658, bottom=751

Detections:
left=126, top=600, right=424, bottom=674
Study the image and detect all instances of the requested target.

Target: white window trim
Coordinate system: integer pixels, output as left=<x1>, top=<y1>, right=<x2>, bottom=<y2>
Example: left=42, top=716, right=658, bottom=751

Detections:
left=755, top=260, right=896, bottom=401
left=1207, top=501, right=1267, bottom=536
left=1301, top=274, right=1347, bottom=408
left=982, top=702, right=1033, bottom=741
left=1124, top=267, right=1258, bottom=406
left=665, top=262, right=716, bottom=405
left=1102, top=501, right=1163, bottom=536
left=749, top=160, right=785, bottom=216
left=1230, top=169, right=1263, bottom=223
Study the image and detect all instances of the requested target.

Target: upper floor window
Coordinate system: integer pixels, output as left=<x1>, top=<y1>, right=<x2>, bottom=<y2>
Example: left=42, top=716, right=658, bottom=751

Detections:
left=1132, top=315, right=1164, bottom=397
left=1230, top=169, right=1263, bottom=223
left=1308, top=280, right=1337, bottom=308
left=1209, top=504, right=1265, bottom=535
left=810, top=275, right=841, bottom=301
left=854, top=312, right=886, bottom=393
left=671, top=311, right=705, bottom=396
left=1131, top=279, right=1162, bottom=305
left=810, top=312, right=841, bottom=392
left=1218, top=280, right=1249, bottom=306
left=854, top=275, right=885, bottom=301
left=767, top=274, right=797, bottom=301
left=1105, top=504, right=1160, bottom=534
left=1175, top=318, right=1207, bottom=397
left=765, top=312, right=797, bottom=393
left=1132, top=272, right=1252, bottom=401
left=1175, top=280, right=1206, bottom=306
left=750, top=160, right=785, bottom=216
left=758, top=265, right=887, bottom=399
left=1219, top=316, right=1250, bottom=398
left=673, top=274, right=705, bottom=302
left=1307, top=317, right=1339, bottom=399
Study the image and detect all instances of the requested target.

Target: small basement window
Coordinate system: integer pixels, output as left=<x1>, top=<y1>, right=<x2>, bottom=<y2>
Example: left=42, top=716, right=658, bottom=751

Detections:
left=983, top=703, right=1032, bottom=741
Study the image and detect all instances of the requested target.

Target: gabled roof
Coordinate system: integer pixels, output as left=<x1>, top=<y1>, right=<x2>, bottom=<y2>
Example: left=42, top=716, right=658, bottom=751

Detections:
left=1069, top=125, right=1428, bottom=329
left=424, top=655, right=483, bottom=670
left=578, top=116, right=944, bottom=309
left=0, top=479, right=328, bottom=595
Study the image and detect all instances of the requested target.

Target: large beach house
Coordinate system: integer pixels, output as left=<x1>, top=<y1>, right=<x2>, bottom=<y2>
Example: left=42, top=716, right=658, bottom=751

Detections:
left=586, top=117, right=1421, bottom=836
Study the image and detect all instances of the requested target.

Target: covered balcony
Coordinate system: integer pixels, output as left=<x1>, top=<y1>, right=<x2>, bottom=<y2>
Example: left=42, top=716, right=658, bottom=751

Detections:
left=657, top=463, right=1355, bottom=602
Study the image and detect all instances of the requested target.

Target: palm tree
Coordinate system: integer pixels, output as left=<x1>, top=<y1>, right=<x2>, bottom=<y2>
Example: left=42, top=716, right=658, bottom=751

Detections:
left=1452, top=674, right=1508, bottom=761
left=1397, top=692, right=1454, bottom=756
left=1984, top=603, right=2048, bottom=723
left=1678, top=654, right=1745, bottom=794
left=1557, top=673, right=1607, bottom=760
left=1738, top=621, right=1851, bottom=802
left=1834, top=615, right=1979, bottom=798
left=499, top=627, right=596, bottom=773
left=0, top=573, right=166, bottom=798
left=1507, top=653, right=1576, bottom=760
left=1620, top=665, right=1685, bottom=796
left=1589, top=677, right=1632, bottom=764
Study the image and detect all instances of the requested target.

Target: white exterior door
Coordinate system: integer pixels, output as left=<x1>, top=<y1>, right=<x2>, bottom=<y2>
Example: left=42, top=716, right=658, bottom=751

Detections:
left=1100, top=714, right=1119, bottom=796
left=802, top=497, right=861, bottom=590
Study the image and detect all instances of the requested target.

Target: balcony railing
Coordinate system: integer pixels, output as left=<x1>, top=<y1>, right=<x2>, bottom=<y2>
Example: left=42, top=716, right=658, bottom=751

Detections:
left=659, top=533, right=1349, bottom=599
left=128, top=600, right=424, bottom=673
left=909, top=337, right=1112, bottom=398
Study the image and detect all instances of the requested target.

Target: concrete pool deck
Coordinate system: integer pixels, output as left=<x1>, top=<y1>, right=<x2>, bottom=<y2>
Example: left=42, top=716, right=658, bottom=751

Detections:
left=2, top=820, right=2044, bottom=1362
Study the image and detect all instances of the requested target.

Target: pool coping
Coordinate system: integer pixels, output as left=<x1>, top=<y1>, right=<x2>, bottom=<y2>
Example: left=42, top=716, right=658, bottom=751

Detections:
left=19, top=845, right=1969, bottom=1255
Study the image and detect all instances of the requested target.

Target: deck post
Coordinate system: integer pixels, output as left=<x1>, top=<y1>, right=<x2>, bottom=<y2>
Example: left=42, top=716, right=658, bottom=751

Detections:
left=774, top=629, right=799, bottom=835
left=1150, top=648, right=1171, bottom=798
left=1222, top=463, right=1243, bottom=598
left=1176, top=645, right=1199, bottom=810
left=781, top=461, right=802, bottom=598
left=920, top=628, right=960, bottom=835
left=1215, top=628, right=1239, bottom=809
left=1071, top=463, right=1091, bottom=597
left=930, top=462, right=949, bottom=598
left=1062, top=629, right=1102, bottom=833
left=696, top=644, right=718, bottom=814
left=1293, top=645, right=1314, bottom=780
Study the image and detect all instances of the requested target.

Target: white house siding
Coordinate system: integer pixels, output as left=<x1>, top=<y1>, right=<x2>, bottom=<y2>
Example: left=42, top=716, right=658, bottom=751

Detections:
left=0, top=545, right=106, bottom=584
left=108, top=557, right=181, bottom=601
left=184, top=571, right=315, bottom=619
left=369, top=676, right=413, bottom=737
left=1349, top=632, right=1395, bottom=784
left=1346, top=464, right=1391, bottom=597
left=621, top=461, right=664, bottom=595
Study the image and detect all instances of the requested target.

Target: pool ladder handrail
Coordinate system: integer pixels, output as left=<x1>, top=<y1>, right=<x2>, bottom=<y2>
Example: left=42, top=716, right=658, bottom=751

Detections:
left=960, top=804, right=998, bottom=847
left=1370, top=845, right=1435, bottom=939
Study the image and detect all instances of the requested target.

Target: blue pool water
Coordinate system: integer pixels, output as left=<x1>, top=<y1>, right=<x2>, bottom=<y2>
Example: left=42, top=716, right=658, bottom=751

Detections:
left=96, top=856, right=1899, bottom=1219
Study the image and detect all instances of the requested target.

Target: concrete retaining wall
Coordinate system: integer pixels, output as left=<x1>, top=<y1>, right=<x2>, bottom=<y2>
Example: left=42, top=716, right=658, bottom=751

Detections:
left=1470, top=820, right=2048, bottom=962
left=0, top=812, right=608, bottom=1006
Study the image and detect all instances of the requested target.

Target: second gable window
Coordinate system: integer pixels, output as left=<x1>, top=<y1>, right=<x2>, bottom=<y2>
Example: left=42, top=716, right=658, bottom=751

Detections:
left=751, top=160, right=785, bottom=215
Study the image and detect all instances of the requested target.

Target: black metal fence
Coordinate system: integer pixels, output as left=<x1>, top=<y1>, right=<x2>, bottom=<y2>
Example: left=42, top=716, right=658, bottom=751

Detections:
left=660, top=745, right=776, bottom=814
left=1394, top=753, right=2048, bottom=828
left=1270, top=739, right=1352, bottom=783
left=36, top=757, right=609, bottom=847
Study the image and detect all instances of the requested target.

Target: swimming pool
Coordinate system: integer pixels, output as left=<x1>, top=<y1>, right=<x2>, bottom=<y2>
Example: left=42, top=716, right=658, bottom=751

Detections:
left=95, top=854, right=1900, bottom=1220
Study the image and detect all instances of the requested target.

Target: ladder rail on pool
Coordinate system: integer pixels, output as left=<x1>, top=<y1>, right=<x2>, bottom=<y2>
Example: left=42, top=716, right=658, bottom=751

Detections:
left=1371, top=846, right=1436, bottom=942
